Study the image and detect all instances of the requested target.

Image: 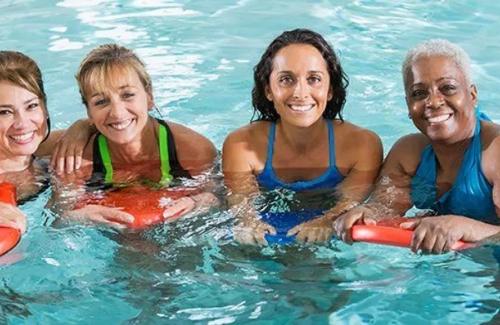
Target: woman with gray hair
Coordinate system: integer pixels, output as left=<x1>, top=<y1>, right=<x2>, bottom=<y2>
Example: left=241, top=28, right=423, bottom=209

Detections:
left=334, top=39, right=500, bottom=253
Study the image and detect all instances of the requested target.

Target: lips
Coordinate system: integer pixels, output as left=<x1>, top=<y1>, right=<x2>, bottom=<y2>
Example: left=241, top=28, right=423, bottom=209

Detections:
left=287, top=104, right=315, bottom=112
left=426, top=113, right=452, bottom=124
left=108, top=118, right=134, bottom=130
left=9, top=131, right=35, bottom=145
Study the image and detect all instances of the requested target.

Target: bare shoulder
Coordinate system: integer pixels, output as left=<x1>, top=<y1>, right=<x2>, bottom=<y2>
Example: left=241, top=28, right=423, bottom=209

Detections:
left=480, top=120, right=500, bottom=180
left=384, top=132, right=429, bottom=175
left=222, top=121, right=270, bottom=173
left=335, top=120, right=381, bottom=150
left=165, top=121, right=217, bottom=173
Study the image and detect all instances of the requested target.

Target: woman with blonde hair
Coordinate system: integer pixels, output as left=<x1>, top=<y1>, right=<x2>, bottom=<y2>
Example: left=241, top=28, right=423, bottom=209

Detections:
left=55, top=44, right=218, bottom=229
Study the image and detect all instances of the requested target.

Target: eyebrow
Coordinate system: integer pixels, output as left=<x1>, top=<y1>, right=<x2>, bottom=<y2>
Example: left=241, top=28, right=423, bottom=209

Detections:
left=0, top=97, right=38, bottom=108
left=411, top=77, right=457, bottom=87
left=90, top=84, right=137, bottom=98
left=276, top=70, right=326, bottom=74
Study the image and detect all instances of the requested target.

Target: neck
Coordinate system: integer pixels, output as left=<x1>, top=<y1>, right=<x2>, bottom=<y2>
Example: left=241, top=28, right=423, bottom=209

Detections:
left=277, top=118, right=327, bottom=153
left=431, top=123, right=475, bottom=171
left=107, top=117, right=158, bottom=165
left=0, top=155, right=32, bottom=174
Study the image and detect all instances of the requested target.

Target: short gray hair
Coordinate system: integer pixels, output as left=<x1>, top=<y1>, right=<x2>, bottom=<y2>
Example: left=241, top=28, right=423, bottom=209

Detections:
left=402, top=39, right=472, bottom=89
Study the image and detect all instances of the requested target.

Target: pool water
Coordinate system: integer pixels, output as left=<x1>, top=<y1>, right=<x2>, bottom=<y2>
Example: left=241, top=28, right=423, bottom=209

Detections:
left=2, top=0, right=500, bottom=323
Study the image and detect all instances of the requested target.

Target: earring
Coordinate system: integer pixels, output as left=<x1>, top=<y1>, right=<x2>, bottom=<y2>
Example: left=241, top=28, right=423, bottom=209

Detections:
left=408, top=113, right=412, bottom=119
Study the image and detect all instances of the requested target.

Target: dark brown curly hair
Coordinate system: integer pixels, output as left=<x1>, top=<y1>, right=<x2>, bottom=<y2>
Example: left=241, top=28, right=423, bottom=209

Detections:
left=252, top=28, right=348, bottom=122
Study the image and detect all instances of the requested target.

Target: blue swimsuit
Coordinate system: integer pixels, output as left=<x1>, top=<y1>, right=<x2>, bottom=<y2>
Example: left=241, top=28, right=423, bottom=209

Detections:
left=256, top=120, right=345, bottom=243
left=411, top=114, right=498, bottom=225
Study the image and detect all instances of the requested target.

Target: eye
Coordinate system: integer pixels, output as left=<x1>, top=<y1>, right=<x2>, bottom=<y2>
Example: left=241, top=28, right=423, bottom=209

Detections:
left=278, top=75, right=294, bottom=86
left=0, top=109, right=13, bottom=116
left=308, top=75, right=322, bottom=84
left=26, top=102, right=40, bottom=110
left=92, top=97, right=108, bottom=107
left=440, top=84, right=457, bottom=94
left=410, top=89, right=427, bottom=99
left=122, top=92, right=135, bottom=100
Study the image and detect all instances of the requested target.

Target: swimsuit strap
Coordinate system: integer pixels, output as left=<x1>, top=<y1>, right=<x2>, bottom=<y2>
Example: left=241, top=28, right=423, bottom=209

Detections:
left=327, top=120, right=335, bottom=167
left=264, top=122, right=276, bottom=171
left=97, top=134, right=113, bottom=184
left=158, top=123, right=173, bottom=185
left=97, top=122, right=174, bottom=185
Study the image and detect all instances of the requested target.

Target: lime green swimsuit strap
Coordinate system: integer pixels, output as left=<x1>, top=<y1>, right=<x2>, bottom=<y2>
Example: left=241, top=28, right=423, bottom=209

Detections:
left=97, top=134, right=113, bottom=184
left=158, top=123, right=173, bottom=185
left=97, top=122, right=173, bottom=185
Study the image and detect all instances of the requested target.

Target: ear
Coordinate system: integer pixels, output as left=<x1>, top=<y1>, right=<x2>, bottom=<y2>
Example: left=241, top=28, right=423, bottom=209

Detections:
left=470, top=84, right=478, bottom=106
left=327, top=87, right=333, bottom=101
left=147, top=91, right=154, bottom=111
left=265, top=85, right=273, bottom=102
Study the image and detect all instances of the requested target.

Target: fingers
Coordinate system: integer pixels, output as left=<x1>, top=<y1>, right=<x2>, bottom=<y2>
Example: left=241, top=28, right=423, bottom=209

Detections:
left=400, top=220, right=419, bottom=230
left=51, top=140, right=85, bottom=174
left=287, top=224, right=301, bottom=237
left=0, top=205, right=27, bottom=234
left=333, top=211, right=363, bottom=244
left=99, top=208, right=135, bottom=224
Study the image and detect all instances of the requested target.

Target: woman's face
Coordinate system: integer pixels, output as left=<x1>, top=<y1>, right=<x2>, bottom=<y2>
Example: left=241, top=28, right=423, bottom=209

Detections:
left=85, top=68, right=153, bottom=145
left=266, top=43, right=332, bottom=128
left=405, top=55, right=477, bottom=144
left=0, top=81, right=47, bottom=159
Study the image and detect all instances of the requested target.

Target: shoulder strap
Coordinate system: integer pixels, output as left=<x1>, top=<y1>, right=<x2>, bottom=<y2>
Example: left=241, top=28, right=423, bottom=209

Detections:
left=158, top=123, right=173, bottom=185
left=97, top=134, right=113, bottom=184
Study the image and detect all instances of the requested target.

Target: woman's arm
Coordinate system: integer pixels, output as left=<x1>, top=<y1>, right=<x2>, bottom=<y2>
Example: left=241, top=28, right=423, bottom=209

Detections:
left=34, top=119, right=96, bottom=174
left=333, top=134, right=427, bottom=242
left=222, top=128, right=276, bottom=245
left=288, top=128, right=383, bottom=243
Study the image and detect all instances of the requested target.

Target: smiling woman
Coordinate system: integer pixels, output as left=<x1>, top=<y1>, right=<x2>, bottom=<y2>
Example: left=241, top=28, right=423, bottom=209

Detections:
left=334, top=39, right=500, bottom=254
left=222, top=29, right=382, bottom=245
left=51, top=44, right=219, bottom=230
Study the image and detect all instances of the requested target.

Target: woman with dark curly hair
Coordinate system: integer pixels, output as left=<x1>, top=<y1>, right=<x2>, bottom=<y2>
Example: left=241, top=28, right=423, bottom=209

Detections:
left=223, top=29, right=382, bottom=245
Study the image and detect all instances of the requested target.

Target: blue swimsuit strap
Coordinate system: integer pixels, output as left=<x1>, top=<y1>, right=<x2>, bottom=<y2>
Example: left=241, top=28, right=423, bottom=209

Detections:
left=264, top=120, right=335, bottom=171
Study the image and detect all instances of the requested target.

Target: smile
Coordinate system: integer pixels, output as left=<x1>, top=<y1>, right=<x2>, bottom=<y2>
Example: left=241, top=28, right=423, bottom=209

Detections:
left=288, top=104, right=315, bottom=112
left=108, top=118, right=134, bottom=130
left=9, top=131, right=35, bottom=144
left=426, top=113, right=452, bottom=125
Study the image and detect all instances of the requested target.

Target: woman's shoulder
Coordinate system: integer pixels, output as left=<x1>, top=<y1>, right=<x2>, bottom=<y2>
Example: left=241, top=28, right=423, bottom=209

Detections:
left=223, top=121, right=271, bottom=152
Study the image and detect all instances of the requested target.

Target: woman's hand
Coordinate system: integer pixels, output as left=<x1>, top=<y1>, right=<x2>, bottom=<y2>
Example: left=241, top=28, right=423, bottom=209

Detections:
left=50, top=119, right=95, bottom=174
left=333, top=205, right=380, bottom=244
left=287, top=216, right=333, bottom=243
left=233, top=211, right=276, bottom=246
left=66, top=204, right=134, bottom=230
left=162, top=192, right=219, bottom=221
left=0, top=202, right=27, bottom=234
left=400, top=215, right=500, bottom=254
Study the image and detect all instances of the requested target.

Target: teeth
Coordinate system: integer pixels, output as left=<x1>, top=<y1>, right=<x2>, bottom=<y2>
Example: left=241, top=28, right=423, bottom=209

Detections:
left=109, top=119, right=133, bottom=130
left=427, top=114, right=451, bottom=123
left=10, top=132, right=34, bottom=142
left=289, top=104, right=314, bottom=112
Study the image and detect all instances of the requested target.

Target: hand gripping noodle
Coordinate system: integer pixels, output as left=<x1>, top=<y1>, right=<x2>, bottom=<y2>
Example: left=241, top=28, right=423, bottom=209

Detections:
left=75, top=185, right=200, bottom=230
left=0, top=183, right=21, bottom=256
left=351, top=217, right=474, bottom=250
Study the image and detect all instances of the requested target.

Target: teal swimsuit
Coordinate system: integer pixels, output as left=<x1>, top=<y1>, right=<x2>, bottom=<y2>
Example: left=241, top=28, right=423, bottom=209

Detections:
left=411, top=113, right=498, bottom=225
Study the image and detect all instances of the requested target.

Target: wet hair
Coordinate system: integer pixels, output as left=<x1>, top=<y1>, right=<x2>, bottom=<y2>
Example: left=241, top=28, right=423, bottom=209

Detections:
left=0, top=51, right=51, bottom=140
left=402, top=39, right=473, bottom=90
left=251, top=28, right=348, bottom=122
left=76, top=44, right=153, bottom=106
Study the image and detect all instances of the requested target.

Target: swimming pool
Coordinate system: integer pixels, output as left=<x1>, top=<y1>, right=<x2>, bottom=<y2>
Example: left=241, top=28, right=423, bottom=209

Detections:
left=2, top=0, right=500, bottom=323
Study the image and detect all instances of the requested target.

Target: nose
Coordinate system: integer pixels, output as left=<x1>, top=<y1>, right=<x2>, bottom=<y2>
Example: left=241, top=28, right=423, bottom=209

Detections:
left=12, top=110, right=28, bottom=129
left=292, top=78, right=309, bottom=99
left=425, top=90, right=444, bottom=109
left=108, top=98, right=125, bottom=118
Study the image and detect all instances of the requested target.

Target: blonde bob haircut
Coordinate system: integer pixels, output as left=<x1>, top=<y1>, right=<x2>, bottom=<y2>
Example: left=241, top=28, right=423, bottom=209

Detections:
left=0, top=51, right=47, bottom=109
left=76, top=44, right=153, bottom=106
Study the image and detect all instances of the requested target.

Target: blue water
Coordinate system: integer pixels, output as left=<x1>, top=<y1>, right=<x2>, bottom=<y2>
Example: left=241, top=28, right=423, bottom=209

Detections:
left=1, top=0, right=500, bottom=323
